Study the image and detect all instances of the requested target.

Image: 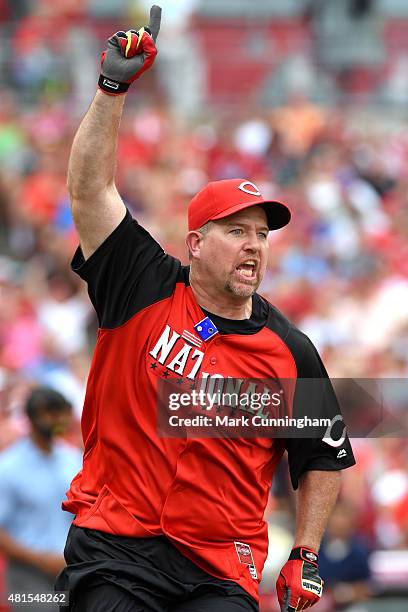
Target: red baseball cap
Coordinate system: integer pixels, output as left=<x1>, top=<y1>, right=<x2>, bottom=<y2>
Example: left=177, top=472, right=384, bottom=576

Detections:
left=187, top=179, right=291, bottom=231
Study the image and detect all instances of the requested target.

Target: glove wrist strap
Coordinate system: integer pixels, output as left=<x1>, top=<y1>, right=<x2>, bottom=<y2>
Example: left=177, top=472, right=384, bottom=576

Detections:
left=98, top=74, right=130, bottom=94
left=289, top=546, right=319, bottom=565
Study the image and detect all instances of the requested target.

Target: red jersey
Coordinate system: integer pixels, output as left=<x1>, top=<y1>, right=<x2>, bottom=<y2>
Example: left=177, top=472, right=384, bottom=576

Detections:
left=63, top=211, right=355, bottom=602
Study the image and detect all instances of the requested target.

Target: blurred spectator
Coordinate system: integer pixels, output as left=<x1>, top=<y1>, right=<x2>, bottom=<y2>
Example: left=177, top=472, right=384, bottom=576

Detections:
left=270, top=93, right=327, bottom=159
left=0, top=388, right=82, bottom=611
left=319, top=500, right=372, bottom=610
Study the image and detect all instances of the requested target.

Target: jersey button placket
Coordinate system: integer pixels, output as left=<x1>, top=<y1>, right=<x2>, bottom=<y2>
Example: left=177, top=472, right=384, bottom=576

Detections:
left=204, top=334, right=220, bottom=368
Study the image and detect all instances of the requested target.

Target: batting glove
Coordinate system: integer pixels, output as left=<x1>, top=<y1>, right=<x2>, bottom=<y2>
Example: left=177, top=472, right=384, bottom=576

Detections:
left=276, top=547, right=323, bottom=611
left=98, top=4, right=162, bottom=95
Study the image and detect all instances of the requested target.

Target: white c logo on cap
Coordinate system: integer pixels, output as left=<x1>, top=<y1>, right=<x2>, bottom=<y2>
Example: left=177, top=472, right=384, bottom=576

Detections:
left=238, top=181, right=261, bottom=197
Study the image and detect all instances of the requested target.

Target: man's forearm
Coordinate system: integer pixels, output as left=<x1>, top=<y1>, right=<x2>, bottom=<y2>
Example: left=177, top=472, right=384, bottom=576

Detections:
left=67, top=90, right=126, bottom=201
left=294, top=470, right=341, bottom=550
left=0, top=528, right=38, bottom=566
left=0, top=529, right=65, bottom=577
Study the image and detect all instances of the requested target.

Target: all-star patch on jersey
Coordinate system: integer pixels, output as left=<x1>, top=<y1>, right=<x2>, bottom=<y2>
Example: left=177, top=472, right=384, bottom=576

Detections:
left=235, top=542, right=258, bottom=580
left=63, top=210, right=355, bottom=603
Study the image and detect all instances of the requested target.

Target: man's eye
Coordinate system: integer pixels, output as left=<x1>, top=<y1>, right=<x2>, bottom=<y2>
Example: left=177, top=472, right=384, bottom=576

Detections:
left=258, top=232, right=268, bottom=239
left=230, top=228, right=243, bottom=235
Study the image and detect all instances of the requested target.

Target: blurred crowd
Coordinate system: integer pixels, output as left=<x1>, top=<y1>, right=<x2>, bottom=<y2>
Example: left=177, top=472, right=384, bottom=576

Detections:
left=1, top=1, right=408, bottom=611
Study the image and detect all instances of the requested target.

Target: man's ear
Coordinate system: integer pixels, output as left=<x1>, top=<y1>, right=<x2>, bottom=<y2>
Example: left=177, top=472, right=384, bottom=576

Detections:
left=185, top=231, right=204, bottom=259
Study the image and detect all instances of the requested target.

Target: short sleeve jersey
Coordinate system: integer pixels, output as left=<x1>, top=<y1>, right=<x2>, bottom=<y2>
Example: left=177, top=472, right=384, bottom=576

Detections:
left=64, top=211, right=355, bottom=602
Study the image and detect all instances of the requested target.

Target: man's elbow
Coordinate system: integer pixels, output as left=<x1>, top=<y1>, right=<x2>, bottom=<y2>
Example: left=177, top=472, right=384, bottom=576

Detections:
left=67, top=169, right=109, bottom=205
left=67, top=171, right=86, bottom=205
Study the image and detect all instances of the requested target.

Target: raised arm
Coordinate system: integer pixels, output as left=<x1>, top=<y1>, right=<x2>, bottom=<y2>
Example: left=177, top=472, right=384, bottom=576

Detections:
left=68, top=5, right=162, bottom=260
left=68, top=93, right=126, bottom=260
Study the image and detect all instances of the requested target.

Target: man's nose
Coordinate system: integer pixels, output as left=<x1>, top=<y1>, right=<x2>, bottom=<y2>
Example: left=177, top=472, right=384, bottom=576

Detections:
left=243, top=233, right=261, bottom=252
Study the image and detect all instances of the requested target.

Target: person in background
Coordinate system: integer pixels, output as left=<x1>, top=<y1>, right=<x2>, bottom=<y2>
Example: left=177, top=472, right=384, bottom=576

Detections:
left=319, top=500, right=372, bottom=610
left=0, top=387, right=82, bottom=611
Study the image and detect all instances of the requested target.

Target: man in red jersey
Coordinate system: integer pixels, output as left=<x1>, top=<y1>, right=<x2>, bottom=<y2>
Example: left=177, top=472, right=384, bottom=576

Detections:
left=56, top=6, right=355, bottom=611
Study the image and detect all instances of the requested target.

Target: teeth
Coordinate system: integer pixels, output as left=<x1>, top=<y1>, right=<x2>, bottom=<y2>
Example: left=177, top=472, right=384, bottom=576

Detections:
left=237, top=268, right=253, bottom=278
left=240, top=269, right=253, bottom=277
left=236, top=261, right=257, bottom=279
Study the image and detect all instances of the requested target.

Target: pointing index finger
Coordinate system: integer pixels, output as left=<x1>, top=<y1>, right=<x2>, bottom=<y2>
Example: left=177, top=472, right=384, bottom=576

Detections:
left=148, top=5, right=162, bottom=42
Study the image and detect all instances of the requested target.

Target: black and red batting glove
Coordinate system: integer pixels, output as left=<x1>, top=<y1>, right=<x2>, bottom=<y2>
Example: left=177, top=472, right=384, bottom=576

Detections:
left=276, top=547, right=323, bottom=611
left=98, top=4, right=162, bottom=95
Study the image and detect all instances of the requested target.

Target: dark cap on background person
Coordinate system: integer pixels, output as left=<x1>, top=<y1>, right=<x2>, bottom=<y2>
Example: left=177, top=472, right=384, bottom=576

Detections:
left=188, top=178, right=291, bottom=232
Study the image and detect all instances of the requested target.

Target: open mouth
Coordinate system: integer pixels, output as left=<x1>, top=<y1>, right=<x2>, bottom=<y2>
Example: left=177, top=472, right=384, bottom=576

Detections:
left=235, top=260, right=257, bottom=281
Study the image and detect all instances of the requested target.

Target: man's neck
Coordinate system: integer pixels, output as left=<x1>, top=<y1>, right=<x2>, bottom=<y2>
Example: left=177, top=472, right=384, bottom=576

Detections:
left=190, top=281, right=253, bottom=320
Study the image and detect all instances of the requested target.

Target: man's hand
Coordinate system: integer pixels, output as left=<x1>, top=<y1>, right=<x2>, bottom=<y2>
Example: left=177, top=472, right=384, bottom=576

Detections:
left=98, top=5, right=162, bottom=95
left=276, top=547, right=323, bottom=611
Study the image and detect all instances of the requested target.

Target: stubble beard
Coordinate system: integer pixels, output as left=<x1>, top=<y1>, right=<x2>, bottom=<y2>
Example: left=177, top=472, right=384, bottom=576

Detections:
left=224, top=277, right=259, bottom=298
